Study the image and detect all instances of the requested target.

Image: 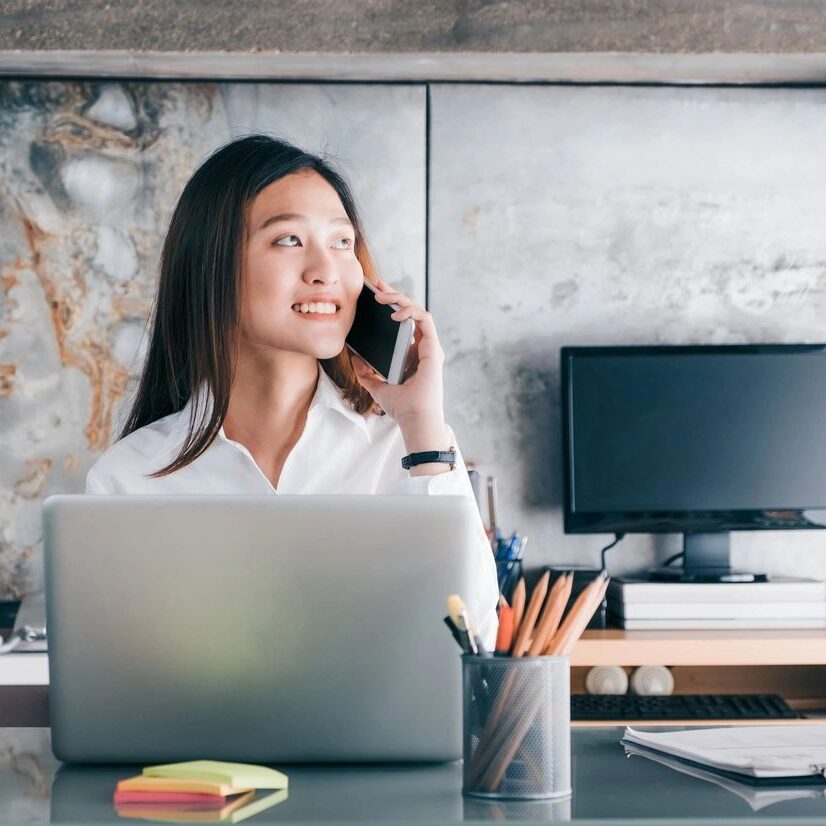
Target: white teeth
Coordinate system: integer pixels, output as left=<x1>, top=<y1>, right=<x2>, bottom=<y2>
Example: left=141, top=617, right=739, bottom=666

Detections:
left=293, top=302, right=338, bottom=314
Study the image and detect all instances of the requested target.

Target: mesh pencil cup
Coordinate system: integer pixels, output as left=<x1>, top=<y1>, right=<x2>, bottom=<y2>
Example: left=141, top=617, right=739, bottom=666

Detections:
left=462, top=654, right=571, bottom=800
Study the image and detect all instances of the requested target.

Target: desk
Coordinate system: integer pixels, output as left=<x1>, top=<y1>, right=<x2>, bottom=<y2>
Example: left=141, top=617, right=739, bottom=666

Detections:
left=2, top=728, right=826, bottom=824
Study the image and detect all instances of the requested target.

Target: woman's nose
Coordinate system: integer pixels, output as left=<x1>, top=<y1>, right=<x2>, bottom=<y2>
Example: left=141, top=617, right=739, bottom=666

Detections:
left=303, top=244, right=340, bottom=285
left=304, top=268, right=339, bottom=285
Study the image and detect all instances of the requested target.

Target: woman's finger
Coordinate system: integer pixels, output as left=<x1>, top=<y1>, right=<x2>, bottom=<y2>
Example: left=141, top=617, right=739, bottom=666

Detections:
left=351, top=354, right=385, bottom=382
left=390, top=304, right=435, bottom=331
left=391, top=307, right=443, bottom=363
left=351, top=354, right=388, bottom=395
left=374, top=291, right=411, bottom=307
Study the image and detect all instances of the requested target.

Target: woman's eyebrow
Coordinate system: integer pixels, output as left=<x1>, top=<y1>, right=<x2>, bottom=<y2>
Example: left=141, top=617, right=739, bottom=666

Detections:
left=256, top=212, right=353, bottom=232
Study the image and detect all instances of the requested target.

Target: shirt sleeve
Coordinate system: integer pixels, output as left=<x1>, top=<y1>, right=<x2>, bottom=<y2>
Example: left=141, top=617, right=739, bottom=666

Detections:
left=384, top=425, right=500, bottom=651
left=85, top=466, right=114, bottom=494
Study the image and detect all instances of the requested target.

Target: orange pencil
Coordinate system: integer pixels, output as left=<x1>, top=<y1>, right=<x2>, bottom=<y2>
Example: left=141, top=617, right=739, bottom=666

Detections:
left=495, top=606, right=514, bottom=654
left=509, top=578, right=526, bottom=651
left=511, top=571, right=550, bottom=657
left=529, top=572, right=573, bottom=656
left=548, top=571, right=609, bottom=656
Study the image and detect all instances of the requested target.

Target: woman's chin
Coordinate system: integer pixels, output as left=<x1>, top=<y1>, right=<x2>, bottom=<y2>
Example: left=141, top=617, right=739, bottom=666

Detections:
left=309, top=342, right=347, bottom=361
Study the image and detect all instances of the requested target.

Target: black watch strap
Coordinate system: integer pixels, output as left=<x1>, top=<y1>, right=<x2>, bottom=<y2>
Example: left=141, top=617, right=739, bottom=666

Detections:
left=401, top=447, right=456, bottom=470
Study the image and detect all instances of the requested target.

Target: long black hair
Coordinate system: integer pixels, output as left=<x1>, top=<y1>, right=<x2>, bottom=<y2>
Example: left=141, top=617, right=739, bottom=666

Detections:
left=120, top=134, right=379, bottom=477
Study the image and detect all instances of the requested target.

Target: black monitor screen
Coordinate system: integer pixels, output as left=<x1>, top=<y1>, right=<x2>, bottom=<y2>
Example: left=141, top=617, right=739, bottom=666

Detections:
left=563, top=345, right=826, bottom=532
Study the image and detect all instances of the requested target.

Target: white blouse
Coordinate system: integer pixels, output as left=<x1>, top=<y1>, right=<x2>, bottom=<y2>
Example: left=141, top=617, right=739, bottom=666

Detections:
left=86, top=366, right=499, bottom=647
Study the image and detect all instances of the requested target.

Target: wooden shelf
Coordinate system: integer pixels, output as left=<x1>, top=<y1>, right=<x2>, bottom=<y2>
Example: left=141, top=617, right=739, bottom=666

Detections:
left=571, top=628, right=826, bottom=667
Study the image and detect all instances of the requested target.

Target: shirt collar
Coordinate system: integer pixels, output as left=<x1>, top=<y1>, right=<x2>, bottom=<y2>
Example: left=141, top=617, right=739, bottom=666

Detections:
left=163, top=365, right=371, bottom=455
left=310, top=365, right=372, bottom=442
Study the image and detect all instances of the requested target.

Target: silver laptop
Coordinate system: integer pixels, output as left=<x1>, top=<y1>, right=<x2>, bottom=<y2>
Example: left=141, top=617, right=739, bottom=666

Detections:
left=43, top=494, right=485, bottom=764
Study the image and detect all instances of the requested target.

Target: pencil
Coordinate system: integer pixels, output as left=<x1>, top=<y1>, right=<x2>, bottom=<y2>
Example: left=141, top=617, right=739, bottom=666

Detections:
left=556, top=574, right=609, bottom=657
left=509, top=578, right=526, bottom=650
left=487, top=476, right=498, bottom=540
left=472, top=573, right=610, bottom=793
left=478, top=576, right=604, bottom=791
left=467, top=668, right=544, bottom=789
left=468, top=573, right=548, bottom=782
left=494, top=606, right=514, bottom=655
left=529, top=572, right=573, bottom=656
left=510, top=571, right=550, bottom=658
left=479, top=680, right=542, bottom=791
left=547, top=571, right=609, bottom=656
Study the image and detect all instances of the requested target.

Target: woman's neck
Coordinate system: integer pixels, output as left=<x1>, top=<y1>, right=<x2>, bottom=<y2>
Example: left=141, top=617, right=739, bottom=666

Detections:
left=223, top=346, right=320, bottom=486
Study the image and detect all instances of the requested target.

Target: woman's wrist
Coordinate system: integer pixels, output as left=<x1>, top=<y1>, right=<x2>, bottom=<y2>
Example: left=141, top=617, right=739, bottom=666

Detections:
left=399, top=415, right=453, bottom=477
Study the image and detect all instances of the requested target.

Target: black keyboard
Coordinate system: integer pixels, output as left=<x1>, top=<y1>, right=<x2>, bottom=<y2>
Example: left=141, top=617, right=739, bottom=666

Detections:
left=571, top=693, right=798, bottom=721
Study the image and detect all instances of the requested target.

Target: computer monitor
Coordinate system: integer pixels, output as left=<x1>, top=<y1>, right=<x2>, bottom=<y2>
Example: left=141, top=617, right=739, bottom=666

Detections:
left=561, top=344, right=826, bottom=582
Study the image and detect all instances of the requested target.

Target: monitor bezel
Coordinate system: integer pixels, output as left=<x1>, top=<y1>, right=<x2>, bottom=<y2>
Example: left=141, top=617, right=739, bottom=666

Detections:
left=561, top=343, right=826, bottom=535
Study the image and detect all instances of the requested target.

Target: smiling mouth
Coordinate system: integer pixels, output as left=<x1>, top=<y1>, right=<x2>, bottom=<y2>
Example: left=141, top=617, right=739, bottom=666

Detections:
left=291, top=302, right=340, bottom=317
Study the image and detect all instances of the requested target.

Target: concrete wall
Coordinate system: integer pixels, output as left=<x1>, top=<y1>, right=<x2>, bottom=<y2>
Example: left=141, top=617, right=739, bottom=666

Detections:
left=3, top=78, right=826, bottom=594
left=430, top=84, right=826, bottom=578
left=4, top=1, right=826, bottom=53
left=0, top=80, right=425, bottom=597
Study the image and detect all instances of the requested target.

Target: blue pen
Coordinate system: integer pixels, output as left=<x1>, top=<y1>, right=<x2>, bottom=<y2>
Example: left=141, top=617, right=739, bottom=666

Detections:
left=505, top=532, right=521, bottom=560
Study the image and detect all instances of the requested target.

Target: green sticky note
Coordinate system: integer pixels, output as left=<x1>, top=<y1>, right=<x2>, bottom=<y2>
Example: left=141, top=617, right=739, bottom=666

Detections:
left=143, top=760, right=288, bottom=790
left=230, top=789, right=289, bottom=823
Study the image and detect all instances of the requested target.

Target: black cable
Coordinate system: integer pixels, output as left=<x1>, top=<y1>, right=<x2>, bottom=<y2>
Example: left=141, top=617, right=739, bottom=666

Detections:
left=661, top=551, right=685, bottom=568
left=600, top=533, right=626, bottom=572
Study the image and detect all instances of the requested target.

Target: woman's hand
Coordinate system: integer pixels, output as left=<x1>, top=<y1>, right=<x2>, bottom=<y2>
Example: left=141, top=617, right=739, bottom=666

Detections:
left=350, top=277, right=452, bottom=471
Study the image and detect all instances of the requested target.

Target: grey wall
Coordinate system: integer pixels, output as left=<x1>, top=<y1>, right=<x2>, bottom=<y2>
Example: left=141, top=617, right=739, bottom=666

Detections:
left=0, top=80, right=424, bottom=597
left=5, top=1, right=826, bottom=52
left=3, top=78, right=826, bottom=594
left=431, top=84, right=826, bottom=578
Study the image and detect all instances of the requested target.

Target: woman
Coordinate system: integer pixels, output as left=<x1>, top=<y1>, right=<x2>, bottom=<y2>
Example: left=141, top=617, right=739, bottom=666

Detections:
left=86, top=134, right=498, bottom=645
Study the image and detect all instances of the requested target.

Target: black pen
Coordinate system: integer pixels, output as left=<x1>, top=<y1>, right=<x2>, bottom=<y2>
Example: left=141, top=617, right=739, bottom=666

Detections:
left=443, top=615, right=467, bottom=652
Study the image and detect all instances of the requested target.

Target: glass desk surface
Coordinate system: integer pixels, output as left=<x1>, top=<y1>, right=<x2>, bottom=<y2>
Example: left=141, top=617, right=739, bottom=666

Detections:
left=3, top=727, right=826, bottom=825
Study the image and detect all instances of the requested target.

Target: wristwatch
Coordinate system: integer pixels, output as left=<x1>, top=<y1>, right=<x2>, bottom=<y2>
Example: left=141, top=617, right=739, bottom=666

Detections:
left=401, top=446, right=457, bottom=471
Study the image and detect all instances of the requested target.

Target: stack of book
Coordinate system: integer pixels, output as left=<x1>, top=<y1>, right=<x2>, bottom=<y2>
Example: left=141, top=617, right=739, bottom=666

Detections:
left=607, top=577, right=826, bottom=630
left=113, top=760, right=288, bottom=823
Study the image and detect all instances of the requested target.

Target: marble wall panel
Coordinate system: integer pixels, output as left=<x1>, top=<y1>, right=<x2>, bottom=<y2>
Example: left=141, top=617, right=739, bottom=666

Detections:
left=430, top=84, right=826, bottom=577
left=0, top=81, right=425, bottom=598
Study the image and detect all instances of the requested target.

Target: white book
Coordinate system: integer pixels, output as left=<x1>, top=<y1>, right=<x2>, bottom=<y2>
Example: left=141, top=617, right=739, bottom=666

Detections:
left=613, top=616, right=826, bottom=630
left=623, top=725, right=826, bottom=779
left=608, top=577, right=825, bottom=604
left=611, top=601, right=826, bottom=620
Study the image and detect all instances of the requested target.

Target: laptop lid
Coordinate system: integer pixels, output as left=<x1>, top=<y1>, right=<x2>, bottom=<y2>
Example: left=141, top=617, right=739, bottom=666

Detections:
left=44, top=494, right=483, bottom=764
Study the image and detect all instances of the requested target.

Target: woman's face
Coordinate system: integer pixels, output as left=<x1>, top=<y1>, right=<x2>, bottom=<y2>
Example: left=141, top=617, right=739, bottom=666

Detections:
left=241, top=170, right=364, bottom=360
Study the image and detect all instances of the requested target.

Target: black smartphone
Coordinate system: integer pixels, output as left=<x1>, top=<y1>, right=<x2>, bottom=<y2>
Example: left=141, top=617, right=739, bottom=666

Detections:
left=345, top=281, right=414, bottom=384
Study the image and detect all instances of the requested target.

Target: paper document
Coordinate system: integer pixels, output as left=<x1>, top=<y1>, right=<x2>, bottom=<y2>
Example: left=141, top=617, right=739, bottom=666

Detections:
left=624, top=741, right=826, bottom=812
left=623, top=726, right=826, bottom=779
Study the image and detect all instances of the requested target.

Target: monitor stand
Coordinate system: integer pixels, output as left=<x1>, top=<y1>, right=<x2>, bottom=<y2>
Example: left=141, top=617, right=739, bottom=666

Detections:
left=648, top=532, right=767, bottom=583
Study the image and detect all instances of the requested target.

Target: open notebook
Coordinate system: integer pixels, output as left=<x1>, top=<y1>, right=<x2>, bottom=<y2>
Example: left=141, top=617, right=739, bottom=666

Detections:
left=622, top=726, right=826, bottom=780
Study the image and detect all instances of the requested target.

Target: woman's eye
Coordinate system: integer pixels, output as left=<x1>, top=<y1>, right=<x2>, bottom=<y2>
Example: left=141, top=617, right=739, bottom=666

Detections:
left=332, top=237, right=354, bottom=250
left=274, top=234, right=301, bottom=247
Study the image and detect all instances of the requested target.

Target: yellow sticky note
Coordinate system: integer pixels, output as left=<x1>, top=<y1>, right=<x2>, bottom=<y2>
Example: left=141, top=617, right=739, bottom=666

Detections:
left=142, top=761, right=288, bottom=791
